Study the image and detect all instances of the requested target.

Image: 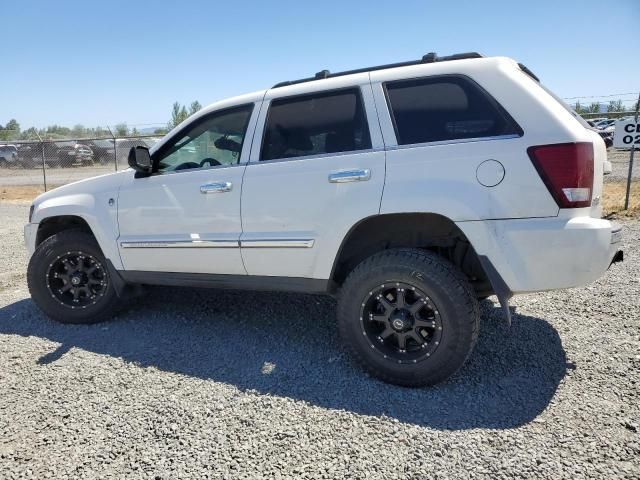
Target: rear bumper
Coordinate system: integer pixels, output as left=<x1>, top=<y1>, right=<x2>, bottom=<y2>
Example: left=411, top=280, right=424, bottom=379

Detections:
left=457, top=216, right=622, bottom=294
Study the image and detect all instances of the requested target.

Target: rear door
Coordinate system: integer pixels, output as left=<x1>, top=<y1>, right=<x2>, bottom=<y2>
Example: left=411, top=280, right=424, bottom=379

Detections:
left=240, top=76, right=386, bottom=280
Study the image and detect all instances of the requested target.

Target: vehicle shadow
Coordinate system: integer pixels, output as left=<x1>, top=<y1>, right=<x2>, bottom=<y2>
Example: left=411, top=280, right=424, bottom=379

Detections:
left=0, top=288, right=569, bottom=430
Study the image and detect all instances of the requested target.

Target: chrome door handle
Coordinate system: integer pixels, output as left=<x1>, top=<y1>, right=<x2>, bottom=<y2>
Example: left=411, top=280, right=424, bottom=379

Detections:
left=200, top=182, right=232, bottom=194
left=328, top=169, right=371, bottom=183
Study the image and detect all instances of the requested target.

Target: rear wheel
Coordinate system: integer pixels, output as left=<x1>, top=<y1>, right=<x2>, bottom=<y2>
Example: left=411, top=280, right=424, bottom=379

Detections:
left=28, top=229, right=120, bottom=324
left=337, top=249, right=479, bottom=387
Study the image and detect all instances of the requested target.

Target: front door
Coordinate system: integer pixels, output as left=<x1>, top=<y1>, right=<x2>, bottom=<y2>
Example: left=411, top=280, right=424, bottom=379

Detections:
left=117, top=103, right=257, bottom=274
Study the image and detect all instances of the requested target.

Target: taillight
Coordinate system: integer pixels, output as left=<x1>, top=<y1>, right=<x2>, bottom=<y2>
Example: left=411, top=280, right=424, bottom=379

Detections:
left=527, top=142, right=594, bottom=208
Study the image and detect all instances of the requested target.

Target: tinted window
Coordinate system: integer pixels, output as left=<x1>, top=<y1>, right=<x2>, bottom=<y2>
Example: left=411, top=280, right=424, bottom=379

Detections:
left=385, top=76, right=520, bottom=145
left=261, top=88, right=371, bottom=161
left=156, top=104, right=253, bottom=174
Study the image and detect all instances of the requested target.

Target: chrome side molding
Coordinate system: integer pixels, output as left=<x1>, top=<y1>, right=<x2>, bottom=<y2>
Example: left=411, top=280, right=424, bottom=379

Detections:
left=240, top=239, right=315, bottom=248
left=120, top=240, right=239, bottom=248
left=120, top=239, right=315, bottom=249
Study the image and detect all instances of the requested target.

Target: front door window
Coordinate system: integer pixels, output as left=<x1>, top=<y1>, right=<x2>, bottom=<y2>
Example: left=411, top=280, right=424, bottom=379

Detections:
left=155, top=104, right=254, bottom=173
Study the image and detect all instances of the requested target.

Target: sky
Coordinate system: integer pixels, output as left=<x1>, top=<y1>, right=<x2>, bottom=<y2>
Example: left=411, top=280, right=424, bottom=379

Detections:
left=1, top=0, right=638, bottom=130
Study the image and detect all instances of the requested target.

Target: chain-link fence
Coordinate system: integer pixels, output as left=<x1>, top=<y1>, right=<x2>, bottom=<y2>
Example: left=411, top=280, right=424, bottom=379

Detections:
left=0, top=135, right=162, bottom=190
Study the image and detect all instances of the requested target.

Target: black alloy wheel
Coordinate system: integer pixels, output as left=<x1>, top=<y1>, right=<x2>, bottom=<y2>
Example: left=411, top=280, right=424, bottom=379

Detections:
left=360, top=282, right=443, bottom=364
left=46, top=251, right=108, bottom=309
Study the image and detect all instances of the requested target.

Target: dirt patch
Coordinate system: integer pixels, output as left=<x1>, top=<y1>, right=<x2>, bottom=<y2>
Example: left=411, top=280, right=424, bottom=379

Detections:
left=602, top=181, right=640, bottom=218
left=0, top=185, right=60, bottom=202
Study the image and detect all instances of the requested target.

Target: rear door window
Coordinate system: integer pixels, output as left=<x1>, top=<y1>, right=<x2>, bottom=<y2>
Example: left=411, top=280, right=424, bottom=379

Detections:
left=260, top=88, right=371, bottom=161
left=384, top=75, right=521, bottom=145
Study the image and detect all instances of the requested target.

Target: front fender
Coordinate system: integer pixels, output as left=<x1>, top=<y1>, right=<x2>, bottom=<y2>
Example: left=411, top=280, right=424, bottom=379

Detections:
left=31, top=191, right=123, bottom=269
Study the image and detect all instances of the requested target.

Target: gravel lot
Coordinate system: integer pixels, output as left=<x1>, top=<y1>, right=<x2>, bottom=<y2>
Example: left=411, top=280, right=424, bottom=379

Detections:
left=0, top=202, right=638, bottom=479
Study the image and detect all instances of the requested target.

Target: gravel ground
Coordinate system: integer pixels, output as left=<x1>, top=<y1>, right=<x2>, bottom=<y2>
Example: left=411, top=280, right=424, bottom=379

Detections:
left=0, top=202, right=638, bottom=479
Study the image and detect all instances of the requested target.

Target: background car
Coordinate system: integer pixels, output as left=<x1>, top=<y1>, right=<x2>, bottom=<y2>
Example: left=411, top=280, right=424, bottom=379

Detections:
left=52, top=141, right=94, bottom=166
left=16, top=143, right=44, bottom=168
left=81, top=139, right=115, bottom=165
left=594, top=119, right=615, bottom=129
left=0, top=144, right=18, bottom=167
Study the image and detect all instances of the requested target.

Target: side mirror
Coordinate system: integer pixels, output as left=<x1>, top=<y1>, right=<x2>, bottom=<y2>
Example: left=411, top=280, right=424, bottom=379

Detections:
left=128, top=146, right=152, bottom=176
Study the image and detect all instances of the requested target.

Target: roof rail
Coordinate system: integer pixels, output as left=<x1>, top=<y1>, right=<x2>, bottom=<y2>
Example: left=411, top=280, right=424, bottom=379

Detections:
left=272, top=52, right=484, bottom=88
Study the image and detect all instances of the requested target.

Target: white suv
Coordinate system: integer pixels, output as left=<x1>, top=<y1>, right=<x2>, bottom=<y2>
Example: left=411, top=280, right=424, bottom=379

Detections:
left=24, top=52, right=623, bottom=386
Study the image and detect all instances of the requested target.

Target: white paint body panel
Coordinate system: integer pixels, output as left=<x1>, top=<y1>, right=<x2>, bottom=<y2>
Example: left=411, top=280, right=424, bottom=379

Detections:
left=457, top=215, right=618, bottom=293
left=28, top=171, right=129, bottom=268
left=116, top=165, right=247, bottom=274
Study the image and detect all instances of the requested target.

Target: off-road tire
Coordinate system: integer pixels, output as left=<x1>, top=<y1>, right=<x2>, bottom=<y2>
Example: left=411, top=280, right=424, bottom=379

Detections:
left=27, top=229, right=120, bottom=324
left=337, top=248, right=479, bottom=387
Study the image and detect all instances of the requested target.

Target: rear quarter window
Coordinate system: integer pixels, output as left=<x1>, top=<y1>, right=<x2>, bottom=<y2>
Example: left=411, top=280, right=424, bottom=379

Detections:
left=384, top=75, right=522, bottom=145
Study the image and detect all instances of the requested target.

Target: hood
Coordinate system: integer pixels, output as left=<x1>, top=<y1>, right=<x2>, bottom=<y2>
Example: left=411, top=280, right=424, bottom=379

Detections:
left=33, top=169, right=132, bottom=206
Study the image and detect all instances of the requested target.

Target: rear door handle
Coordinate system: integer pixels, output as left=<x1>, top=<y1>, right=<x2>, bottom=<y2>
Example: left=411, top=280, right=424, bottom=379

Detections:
left=200, top=181, right=233, bottom=194
left=328, top=169, right=371, bottom=183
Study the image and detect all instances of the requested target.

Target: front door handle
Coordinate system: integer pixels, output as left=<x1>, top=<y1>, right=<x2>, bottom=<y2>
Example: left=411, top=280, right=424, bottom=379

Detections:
left=200, top=182, right=233, bottom=194
left=328, top=169, right=371, bottom=183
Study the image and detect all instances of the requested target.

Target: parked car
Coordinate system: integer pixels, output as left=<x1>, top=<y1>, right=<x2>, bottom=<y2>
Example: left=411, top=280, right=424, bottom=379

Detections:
left=81, top=139, right=115, bottom=165
left=595, top=128, right=614, bottom=149
left=0, top=144, right=18, bottom=167
left=24, top=52, right=623, bottom=387
left=594, top=119, right=615, bottom=129
left=52, top=141, right=94, bottom=166
left=143, top=137, right=162, bottom=149
left=16, top=143, right=43, bottom=168
left=587, top=117, right=607, bottom=125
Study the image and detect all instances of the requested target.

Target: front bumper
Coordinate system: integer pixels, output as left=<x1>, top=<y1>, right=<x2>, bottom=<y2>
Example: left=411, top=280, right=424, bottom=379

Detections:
left=457, top=216, right=622, bottom=294
left=24, top=223, right=38, bottom=256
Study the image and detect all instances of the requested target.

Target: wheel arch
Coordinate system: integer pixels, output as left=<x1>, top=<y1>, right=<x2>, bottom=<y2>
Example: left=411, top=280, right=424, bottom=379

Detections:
left=36, top=215, right=94, bottom=247
left=330, top=212, right=492, bottom=295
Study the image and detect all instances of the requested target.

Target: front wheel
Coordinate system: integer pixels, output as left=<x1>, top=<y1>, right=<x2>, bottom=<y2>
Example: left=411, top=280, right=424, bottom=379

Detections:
left=337, top=249, right=479, bottom=387
left=27, top=229, right=120, bottom=324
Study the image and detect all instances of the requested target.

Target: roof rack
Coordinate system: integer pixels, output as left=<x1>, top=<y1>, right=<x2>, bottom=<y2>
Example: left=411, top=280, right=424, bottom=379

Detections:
left=272, top=52, right=484, bottom=88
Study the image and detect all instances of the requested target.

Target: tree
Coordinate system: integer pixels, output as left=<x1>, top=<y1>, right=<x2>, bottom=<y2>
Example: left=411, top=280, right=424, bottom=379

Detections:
left=607, top=100, right=624, bottom=113
left=587, top=102, right=600, bottom=114
left=20, top=127, right=39, bottom=140
left=114, top=123, right=128, bottom=137
left=189, top=101, right=202, bottom=115
left=168, top=100, right=202, bottom=129
left=5, top=119, right=20, bottom=132
left=169, top=102, right=188, bottom=129
left=0, top=119, right=20, bottom=140
left=573, top=101, right=585, bottom=114
left=71, top=124, right=86, bottom=138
